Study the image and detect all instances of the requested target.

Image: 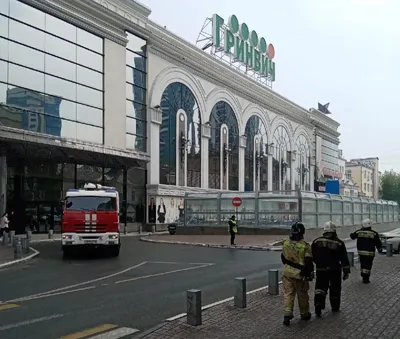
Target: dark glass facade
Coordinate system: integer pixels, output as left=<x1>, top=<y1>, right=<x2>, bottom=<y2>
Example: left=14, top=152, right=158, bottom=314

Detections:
left=6, top=160, right=146, bottom=233
left=244, top=115, right=268, bottom=191
left=126, top=32, right=147, bottom=152
left=272, top=125, right=291, bottom=191
left=209, top=101, right=239, bottom=190
left=0, top=0, right=104, bottom=144
left=159, top=82, right=201, bottom=186
left=295, top=134, right=311, bottom=190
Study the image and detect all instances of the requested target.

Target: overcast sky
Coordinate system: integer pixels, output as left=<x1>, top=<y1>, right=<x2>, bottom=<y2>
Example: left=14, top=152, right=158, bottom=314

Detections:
left=140, top=0, right=400, bottom=172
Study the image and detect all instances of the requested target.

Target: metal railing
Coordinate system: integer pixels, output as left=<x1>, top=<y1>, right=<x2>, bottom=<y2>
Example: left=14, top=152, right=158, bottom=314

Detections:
left=184, top=190, right=399, bottom=229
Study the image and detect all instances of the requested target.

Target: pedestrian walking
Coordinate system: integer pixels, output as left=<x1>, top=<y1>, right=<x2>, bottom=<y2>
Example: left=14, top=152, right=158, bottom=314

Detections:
left=281, top=222, right=314, bottom=326
left=228, top=215, right=237, bottom=245
left=312, top=221, right=350, bottom=317
left=350, top=219, right=382, bottom=283
left=0, top=212, right=9, bottom=240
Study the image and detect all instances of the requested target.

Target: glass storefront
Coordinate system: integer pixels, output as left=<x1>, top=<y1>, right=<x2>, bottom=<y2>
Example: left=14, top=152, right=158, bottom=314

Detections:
left=6, top=160, right=146, bottom=233
left=0, top=0, right=104, bottom=144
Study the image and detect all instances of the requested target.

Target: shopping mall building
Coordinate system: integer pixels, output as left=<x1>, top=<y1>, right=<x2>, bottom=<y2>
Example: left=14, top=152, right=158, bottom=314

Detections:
left=0, top=0, right=341, bottom=232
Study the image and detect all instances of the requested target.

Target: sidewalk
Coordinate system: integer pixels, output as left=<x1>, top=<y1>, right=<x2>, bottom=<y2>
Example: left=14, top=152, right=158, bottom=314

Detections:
left=140, top=235, right=285, bottom=250
left=0, top=245, right=15, bottom=265
left=137, top=254, right=400, bottom=339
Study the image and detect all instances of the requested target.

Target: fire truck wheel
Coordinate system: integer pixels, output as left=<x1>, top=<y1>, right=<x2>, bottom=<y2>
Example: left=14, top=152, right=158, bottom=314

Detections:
left=110, top=246, right=120, bottom=257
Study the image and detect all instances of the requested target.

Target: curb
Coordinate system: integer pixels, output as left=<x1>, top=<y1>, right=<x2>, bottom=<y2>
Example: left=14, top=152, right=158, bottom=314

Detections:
left=0, top=247, right=40, bottom=269
left=139, top=237, right=272, bottom=251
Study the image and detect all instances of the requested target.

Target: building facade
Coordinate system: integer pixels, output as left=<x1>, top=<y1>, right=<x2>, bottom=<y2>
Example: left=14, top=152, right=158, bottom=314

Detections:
left=346, top=162, right=374, bottom=198
left=349, top=157, right=380, bottom=199
left=0, top=0, right=342, bottom=230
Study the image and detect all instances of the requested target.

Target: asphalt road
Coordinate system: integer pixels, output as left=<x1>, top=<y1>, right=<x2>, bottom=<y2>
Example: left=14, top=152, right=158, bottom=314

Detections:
left=0, top=237, right=284, bottom=339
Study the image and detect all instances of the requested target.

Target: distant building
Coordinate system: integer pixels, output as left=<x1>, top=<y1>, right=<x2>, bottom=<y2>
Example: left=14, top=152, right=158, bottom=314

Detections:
left=348, top=157, right=379, bottom=199
left=338, top=149, right=359, bottom=197
left=345, top=161, right=374, bottom=198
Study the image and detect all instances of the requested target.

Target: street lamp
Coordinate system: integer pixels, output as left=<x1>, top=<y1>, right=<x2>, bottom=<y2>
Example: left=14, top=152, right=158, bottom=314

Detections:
left=223, top=142, right=231, bottom=173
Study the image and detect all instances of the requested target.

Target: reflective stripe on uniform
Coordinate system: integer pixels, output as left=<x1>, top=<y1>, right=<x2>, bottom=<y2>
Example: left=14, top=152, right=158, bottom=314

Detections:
left=361, top=268, right=371, bottom=274
left=315, top=289, right=326, bottom=296
left=358, top=250, right=375, bottom=256
left=357, top=231, right=375, bottom=239
left=313, top=237, right=340, bottom=250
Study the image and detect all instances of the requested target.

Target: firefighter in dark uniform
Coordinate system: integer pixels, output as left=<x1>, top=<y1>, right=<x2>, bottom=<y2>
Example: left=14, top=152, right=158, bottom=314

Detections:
left=228, top=215, right=237, bottom=245
left=312, top=221, right=350, bottom=317
left=350, top=219, right=382, bottom=284
left=281, top=222, right=314, bottom=326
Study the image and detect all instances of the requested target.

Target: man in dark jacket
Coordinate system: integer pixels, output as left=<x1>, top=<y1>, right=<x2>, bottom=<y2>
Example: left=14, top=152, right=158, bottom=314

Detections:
left=350, top=219, right=382, bottom=284
left=312, top=221, right=350, bottom=317
left=228, top=215, right=237, bottom=245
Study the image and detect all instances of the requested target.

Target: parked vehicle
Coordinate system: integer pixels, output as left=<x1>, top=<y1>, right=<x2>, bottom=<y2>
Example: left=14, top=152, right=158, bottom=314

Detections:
left=379, top=228, right=400, bottom=254
left=61, top=183, right=120, bottom=258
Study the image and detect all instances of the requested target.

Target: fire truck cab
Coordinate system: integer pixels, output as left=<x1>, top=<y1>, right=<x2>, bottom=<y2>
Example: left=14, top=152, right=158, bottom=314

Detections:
left=61, top=183, right=120, bottom=258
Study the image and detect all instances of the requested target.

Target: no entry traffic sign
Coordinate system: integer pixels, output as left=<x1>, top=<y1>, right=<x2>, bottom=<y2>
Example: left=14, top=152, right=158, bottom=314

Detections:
left=232, top=197, right=243, bottom=207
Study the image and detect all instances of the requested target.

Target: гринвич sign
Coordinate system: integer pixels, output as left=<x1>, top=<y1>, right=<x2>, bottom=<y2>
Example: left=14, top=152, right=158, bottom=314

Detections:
left=212, top=14, right=275, bottom=82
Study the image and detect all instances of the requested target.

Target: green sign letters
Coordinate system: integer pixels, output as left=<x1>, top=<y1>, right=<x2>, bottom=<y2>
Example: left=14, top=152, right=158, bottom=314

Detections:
left=212, top=14, right=275, bottom=82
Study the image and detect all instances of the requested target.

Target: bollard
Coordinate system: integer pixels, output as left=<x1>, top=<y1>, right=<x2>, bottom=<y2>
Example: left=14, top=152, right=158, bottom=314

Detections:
left=48, top=229, right=54, bottom=239
left=152, top=225, right=156, bottom=233
left=268, top=269, right=280, bottom=295
left=347, top=251, right=355, bottom=267
left=234, top=277, right=247, bottom=308
left=14, top=238, right=22, bottom=260
left=27, top=230, right=32, bottom=240
left=9, top=230, right=15, bottom=245
left=387, top=243, right=393, bottom=257
left=21, top=237, right=29, bottom=255
left=2, top=232, right=8, bottom=245
left=186, top=289, right=202, bottom=326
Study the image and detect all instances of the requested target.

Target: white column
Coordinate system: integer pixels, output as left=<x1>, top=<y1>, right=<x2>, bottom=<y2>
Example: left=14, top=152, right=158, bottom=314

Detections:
left=147, top=108, right=162, bottom=184
left=201, top=124, right=211, bottom=188
left=0, top=155, right=6, bottom=216
left=310, top=157, right=316, bottom=192
left=104, top=39, right=126, bottom=149
left=290, top=151, right=296, bottom=191
left=267, top=154, right=273, bottom=191
left=239, top=135, right=247, bottom=192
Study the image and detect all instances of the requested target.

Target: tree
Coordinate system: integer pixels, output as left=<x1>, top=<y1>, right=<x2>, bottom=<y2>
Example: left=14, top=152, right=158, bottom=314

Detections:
left=380, top=170, right=400, bottom=203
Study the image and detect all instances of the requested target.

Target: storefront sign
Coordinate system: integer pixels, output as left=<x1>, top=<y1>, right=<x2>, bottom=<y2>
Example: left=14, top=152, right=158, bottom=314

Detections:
left=212, top=14, right=275, bottom=81
left=322, top=167, right=343, bottom=179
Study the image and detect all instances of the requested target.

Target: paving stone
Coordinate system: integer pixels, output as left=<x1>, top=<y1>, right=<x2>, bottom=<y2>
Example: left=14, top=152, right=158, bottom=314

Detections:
left=138, top=254, right=400, bottom=339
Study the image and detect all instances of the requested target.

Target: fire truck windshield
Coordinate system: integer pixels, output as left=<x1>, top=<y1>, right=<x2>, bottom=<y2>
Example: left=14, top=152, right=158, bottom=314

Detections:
left=65, top=196, right=117, bottom=212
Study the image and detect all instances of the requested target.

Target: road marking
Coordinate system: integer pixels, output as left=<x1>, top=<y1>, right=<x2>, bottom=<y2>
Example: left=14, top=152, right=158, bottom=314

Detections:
left=15, top=286, right=97, bottom=303
left=0, top=314, right=63, bottom=331
left=149, top=261, right=215, bottom=265
left=0, top=303, right=19, bottom=311
left=115, top=263, right=215, bottom=284
left=89, top=327, right=140, bottom=338
left=61, top=324, right=118, bottom=339
left=4, top=262, right=147, bottom=304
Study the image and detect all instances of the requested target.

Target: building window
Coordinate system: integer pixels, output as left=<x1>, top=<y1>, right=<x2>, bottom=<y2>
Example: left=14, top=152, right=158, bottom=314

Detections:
left=364, top=183, right=366, bottom=191
left=244, top=115, right=268, bottom=191
left=159, top=82, right=201, bottom=187
left=0, top=1, right=104, bottom=144
left=208, top=101, right=239, bottom=190
left=125, top=32, right=147, bottom=152
left=295, top=134, right=311, bottom=191
left=272, top=125, right=291, bottom=191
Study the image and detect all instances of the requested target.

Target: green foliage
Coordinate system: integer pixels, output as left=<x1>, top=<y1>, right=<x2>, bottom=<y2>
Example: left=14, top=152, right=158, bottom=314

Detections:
left=380, top=170, right=400, bottom=203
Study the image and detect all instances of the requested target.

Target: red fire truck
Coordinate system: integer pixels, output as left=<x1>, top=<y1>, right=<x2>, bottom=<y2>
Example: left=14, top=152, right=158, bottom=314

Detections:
left=61, top=183, right=120, bottom=258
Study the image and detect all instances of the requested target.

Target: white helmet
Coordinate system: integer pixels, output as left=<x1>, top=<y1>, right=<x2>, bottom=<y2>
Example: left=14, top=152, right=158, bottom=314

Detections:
left=323, top=221, right=336, bottom=232
left=362, top=219, right=372, bottom=227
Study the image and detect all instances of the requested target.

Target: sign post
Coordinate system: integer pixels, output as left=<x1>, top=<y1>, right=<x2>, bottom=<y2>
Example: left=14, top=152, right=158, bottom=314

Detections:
left=232, top=197, right=243, bottom=222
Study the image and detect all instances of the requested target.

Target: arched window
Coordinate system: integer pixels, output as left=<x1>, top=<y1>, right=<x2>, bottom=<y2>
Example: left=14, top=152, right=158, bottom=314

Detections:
left=244, top=115, right=268, bottom=191
left=159, top=82, right=201, bottom=186
left=272, top=125, right=291, bottom=191
left=208, top=101, right=239, bottom=190
left=295, top=134, right=311, bottom=190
